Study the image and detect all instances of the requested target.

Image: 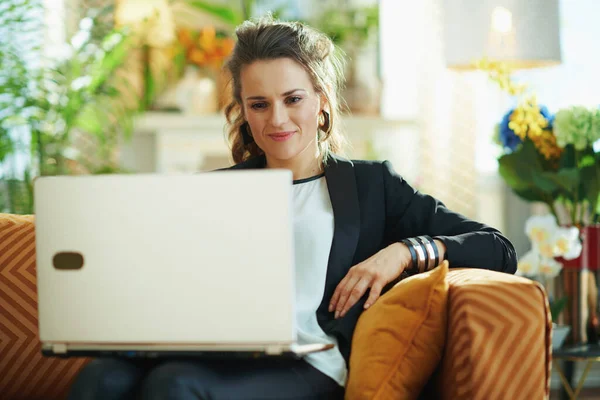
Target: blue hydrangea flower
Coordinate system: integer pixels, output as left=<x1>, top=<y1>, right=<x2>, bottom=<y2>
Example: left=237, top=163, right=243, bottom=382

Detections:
left=544, top=108, right=555, bottom=130
left=499, top=108, right=522, bottom=151
left=499, top=106, right=553, bottom=151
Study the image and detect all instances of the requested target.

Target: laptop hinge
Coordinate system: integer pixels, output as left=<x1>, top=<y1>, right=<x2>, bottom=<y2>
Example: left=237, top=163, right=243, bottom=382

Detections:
left=52, top=343, right=68, bottom=354
left=265, top=345, right=285, bottom=355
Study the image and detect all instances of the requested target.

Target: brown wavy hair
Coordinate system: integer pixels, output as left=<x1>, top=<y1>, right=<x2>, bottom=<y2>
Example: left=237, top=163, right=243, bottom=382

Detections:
left=224, top=15, right=347, bottom=164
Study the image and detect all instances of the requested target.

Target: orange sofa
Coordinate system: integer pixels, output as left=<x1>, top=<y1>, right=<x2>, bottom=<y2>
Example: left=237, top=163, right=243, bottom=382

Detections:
left=0, top=213, right=552, bottom=399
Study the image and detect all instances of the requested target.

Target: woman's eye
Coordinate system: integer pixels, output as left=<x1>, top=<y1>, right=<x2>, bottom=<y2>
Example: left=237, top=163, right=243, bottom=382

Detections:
left=250, top=102, right=267, bottom=110
left=286, top=96, right=302, bottom=104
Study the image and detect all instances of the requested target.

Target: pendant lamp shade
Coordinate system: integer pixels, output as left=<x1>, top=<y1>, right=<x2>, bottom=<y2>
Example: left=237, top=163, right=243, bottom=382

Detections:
left=443, top=0, right=562, bottom=70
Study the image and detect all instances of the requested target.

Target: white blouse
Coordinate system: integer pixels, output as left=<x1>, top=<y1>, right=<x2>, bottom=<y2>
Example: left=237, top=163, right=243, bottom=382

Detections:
left=292, top=174, right=347, bottom=387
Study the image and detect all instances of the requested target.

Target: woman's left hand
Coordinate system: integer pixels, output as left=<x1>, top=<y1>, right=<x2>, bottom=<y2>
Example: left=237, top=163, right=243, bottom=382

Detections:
left=329, top=242, right=410, bottom=319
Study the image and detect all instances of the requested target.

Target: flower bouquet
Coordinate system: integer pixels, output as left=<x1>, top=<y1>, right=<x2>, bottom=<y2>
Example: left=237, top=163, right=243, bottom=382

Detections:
left=159, top=26, right=235, bottom=114
left=478, top=58, right=600, bottom=343
left=176, top=26, right=235, bottom=74
left=477, top=59, right=600, bottom=227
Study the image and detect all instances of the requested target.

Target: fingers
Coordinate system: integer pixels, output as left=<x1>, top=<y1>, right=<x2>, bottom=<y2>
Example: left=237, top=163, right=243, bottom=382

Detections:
left=330, top=274, right=360, bottom=317
left=337, top=277, right=370, bottom=318
left=329, top=274, right=349, bottom=312
left=329, top=256, right=394, bottom=319
left=364, top=281, right=384, bottom=310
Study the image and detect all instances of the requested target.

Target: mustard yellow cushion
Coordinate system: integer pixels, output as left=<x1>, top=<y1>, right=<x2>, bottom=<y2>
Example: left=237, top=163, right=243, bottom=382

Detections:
left=346, top=261, right=449, bottom=400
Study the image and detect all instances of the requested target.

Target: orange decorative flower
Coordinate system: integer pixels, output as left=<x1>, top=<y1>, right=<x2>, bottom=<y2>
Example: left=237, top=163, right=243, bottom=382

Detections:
left=530, top=130, right=563, bottom=161
left=177, top=26, right=235, bottom=72
left=177, top=29, right=194, bottom=48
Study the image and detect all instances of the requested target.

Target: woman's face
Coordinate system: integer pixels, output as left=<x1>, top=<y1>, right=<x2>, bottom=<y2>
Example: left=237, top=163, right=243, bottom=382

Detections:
left=240, top=57, right=323, bottom=166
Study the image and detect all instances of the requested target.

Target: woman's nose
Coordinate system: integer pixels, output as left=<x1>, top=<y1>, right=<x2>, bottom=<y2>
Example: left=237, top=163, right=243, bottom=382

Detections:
left=269, top=103, right=288, bottom=127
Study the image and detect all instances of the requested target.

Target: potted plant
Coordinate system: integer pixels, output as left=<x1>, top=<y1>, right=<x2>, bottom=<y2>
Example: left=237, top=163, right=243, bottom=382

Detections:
left=0, top=1, right=147, bottom=214
left=168, top=26, right=235, bottom=113
left=477, top=58, right=600, bottom=343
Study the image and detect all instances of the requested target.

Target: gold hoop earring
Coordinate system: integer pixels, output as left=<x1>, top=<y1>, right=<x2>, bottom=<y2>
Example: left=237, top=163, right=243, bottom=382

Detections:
left=320, top=110, right=331, bottom=135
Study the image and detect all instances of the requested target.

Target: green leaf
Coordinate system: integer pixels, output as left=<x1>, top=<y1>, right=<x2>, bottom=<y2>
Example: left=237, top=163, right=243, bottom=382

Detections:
left=144, top=59, right=155, bottom=110
left=62, top=94, right=84, bottom=137
left=183, top=1, right=243, bottom=26
left=0, top=130, right=15, bottom=162
left=102, top=86, right=120, bottom=97
left=173, top=46, right=186, bottom=77
left=550, top=296, right=568, bottom=323
left=73, top=104, right=103, bottom=136
left=510, top=188, right=550, bottom=203
left=539, top=168, right=580, bottom=195
left=498, top=140, right=555, bottom=201
left=559, top=144, right=577, bottom=169
left=580, top=162, right=600, bottom=208
left=530, top=172, right=560, bottom=193
left=579, top=154, right=595, bottom=168
left=88, top=31, right=132, bottom=94
left=69, top=54, right=83, bottom=82
left=498, top=157, right=535, bottom=191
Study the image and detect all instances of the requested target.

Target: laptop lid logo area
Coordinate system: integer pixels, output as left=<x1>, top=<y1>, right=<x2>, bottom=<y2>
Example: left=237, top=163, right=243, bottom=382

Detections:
left=53, top=252, right=84, bottom=270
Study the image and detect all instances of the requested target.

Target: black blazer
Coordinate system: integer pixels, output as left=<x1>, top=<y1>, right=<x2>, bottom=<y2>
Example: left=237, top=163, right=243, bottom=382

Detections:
left=225, top=153, right=517, bottom=364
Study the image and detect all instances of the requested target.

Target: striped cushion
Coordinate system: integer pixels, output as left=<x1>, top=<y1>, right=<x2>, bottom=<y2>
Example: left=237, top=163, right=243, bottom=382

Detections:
left=0, top=213, right=88, bottom=400
left=434, top=268, right=551, bottom=400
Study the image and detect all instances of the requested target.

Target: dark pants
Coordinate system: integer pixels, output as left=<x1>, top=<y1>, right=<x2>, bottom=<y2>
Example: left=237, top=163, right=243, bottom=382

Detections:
left=67, top=357, right=344, bottom=400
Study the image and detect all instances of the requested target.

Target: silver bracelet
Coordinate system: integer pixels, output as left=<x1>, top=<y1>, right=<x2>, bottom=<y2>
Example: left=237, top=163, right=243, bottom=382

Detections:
left=407, top=237, right=426, bottom=273
left=417, top=236, right=437, bottom=271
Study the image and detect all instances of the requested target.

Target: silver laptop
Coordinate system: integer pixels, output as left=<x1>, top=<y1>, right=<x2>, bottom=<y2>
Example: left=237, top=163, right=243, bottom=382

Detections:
left=34, top=170, right=333, bottom=359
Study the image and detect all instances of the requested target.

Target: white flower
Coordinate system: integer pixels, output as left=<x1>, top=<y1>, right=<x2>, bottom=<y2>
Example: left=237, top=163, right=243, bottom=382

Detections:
left=518, top=250, right=540, bottom=277
left=535, top=241, right=556, bottom=259
left=525, top=215, right=558, bottom=245
left=552, top=226, right=582, bottom=260
left=539, top=257, right=563, bottom=278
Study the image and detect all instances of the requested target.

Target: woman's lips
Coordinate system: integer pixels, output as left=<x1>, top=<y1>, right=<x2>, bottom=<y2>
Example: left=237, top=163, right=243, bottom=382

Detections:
left=268, top=131, right=295, bottom=142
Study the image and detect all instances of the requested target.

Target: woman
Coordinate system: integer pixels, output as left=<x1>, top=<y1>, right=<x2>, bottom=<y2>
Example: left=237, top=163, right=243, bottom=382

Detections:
left=68, top=16, right=517, bottom=400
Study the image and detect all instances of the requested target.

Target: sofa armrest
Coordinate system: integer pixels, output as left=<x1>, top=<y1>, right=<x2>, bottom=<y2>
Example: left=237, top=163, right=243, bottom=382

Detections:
left=0, top=213, right=89, bottom=400
left=436, top=268, right=551, bottom=400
